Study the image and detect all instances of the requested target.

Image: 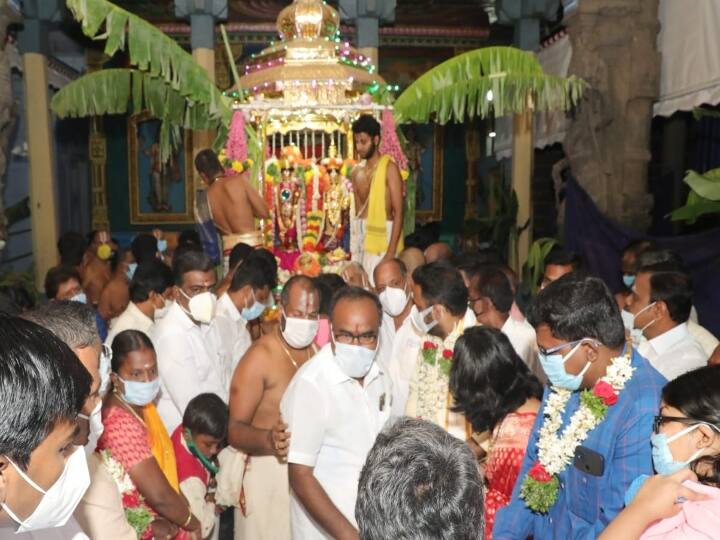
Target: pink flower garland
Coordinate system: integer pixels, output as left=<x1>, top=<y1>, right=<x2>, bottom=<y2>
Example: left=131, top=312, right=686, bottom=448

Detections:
left=225, top=110, right=248, bottom=162
left=379, top=109, right=408, bottom=172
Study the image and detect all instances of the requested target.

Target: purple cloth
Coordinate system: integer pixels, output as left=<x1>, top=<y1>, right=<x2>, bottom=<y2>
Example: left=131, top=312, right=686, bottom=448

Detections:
left=563, top=178, right=720, bottom=338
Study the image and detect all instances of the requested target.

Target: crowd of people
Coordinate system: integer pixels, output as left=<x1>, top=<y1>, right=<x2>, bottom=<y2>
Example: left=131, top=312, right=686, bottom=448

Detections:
left=1, top=226, right=719, bottom=540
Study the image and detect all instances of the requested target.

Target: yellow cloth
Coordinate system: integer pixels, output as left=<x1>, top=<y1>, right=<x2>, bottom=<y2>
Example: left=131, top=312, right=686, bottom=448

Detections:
left=143, top=403, right=179, bottom=492
left=363, top=155, right=403, bottom=255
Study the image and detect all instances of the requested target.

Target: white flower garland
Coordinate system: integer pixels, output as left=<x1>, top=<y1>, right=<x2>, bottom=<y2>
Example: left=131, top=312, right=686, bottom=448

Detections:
left=535, top=351, right=635, bottom=476
left=100, top=449, right=134, bottom=494
left=415, top=329, right=463, bottom=422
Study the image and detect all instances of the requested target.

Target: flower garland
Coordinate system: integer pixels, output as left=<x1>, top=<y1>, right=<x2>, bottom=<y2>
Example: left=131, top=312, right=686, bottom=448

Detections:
left=100, top=450, right=154, bottom=539
left=414, top=328, right=462, bottom=422
left=303, top=211, right=323, bottom=250
left=519, top=349, right=635, bottom=513
left=218, top=148, right=254, bottom=175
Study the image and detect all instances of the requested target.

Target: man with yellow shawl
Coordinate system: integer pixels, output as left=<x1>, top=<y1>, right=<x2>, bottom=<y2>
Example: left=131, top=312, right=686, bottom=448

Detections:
left=350, top=115, right=404, bottom=282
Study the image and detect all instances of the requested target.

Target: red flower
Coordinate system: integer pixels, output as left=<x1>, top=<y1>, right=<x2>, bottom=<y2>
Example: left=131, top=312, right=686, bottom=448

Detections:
left=122, top=490, right=141, bottom=508
left=442, top=349, right=454, bottom=359
left=423, top=341, right=438, bottom=350
left=528, top=462, right=552, bottom=483
left=593, top=380, right=618, bottom=406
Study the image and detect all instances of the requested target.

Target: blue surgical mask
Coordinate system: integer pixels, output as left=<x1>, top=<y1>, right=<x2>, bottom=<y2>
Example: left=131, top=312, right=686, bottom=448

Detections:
left=126, top=262, right=138, bottom=280
left=241, top=291, right=266, bottom=321
left=651, top=423, right=715, bottom=475
left=538, top=340, right=592, bottom=390
left=623, top=274, right=636, bottom=288
left=157, top=239, right=168, bottom=253
left=120, top=377, right=160, bottom=406
left=71, top=292, right=87, bottom=305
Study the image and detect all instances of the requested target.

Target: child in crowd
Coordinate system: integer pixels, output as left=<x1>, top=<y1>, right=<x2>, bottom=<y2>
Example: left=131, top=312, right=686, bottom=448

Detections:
left=172, top=393, right=229, bottom=540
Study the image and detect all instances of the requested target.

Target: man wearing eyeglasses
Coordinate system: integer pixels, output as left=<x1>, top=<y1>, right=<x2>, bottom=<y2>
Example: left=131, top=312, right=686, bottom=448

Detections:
left=281, top=286, right=392, bottom=540
left=494, top=274, right=666, bottom=540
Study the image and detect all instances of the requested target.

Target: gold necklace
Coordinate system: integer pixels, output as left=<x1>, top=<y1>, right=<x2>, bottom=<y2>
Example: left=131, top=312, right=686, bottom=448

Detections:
left=277, top=328, right=313, bottom=369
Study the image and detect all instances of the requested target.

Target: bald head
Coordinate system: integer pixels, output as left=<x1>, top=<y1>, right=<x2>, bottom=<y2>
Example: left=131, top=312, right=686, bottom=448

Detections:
left=399, top=247, right=425, bottom=276
left=424, top=242, right=452, bottom=263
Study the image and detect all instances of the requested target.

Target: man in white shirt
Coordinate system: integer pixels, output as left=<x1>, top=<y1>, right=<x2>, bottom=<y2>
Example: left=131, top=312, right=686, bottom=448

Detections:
left=404, top=262, right=476, bottom=439
left=281, top=287, right=392, bottom=539
left=214, top=257, right=274, bottom=380
left=152, top=249, right=226, bottom=432
left=626, top=262, right=707, bottom=380
left=468, top=265, right=543, bottom=381
left=105, top=259, right=173, bottom=346
left=373, top=258, right=413, bottom=374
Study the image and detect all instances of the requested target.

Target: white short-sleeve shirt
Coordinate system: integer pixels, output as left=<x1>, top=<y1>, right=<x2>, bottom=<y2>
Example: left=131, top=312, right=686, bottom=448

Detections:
left=280, top=344, right=392, bottom=539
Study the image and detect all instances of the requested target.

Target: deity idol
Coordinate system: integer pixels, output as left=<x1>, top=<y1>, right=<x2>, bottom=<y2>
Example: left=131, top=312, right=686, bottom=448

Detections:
left=274, top=147, right=304, bottom=252
left=320, top=144, right=352, bottom=252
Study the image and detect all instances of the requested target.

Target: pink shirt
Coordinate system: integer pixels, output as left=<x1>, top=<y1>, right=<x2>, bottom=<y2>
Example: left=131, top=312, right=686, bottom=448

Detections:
left=640, top=481, right=720, bottom=539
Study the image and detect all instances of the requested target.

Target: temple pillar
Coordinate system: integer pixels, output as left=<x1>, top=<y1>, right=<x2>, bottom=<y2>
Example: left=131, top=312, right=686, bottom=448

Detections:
left=339, top=0, right=397, bottom=66
left=175, top=0, right=227, bottom=187
left=563, top=0, right=660, bottom=230
left=0, top=1, right=21, bottom=253
left=18, top=0, right=62, bottom=290
left=86, top=49, right=109, bottom=231
left=497, top=0, right=558, bottom=269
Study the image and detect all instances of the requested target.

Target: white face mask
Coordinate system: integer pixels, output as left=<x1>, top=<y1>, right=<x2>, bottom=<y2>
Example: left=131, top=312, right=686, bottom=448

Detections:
left=633, top=302, right=657, bottom=335
left=179, top=289, right=216, bottom=324
left=79, top=401, right=104, bottom=456
left=154, top=296, right=171, bottom=319
left=379, top=285, right=409, bottom=317
left=332, top=331, right=378, bottom=378
left=410, top=304, right=438, bottom=334
left=1, top=446, right=90, bottom=532
left=70, top=292, right=87, bottom=305
left=281, top=311, right=319, bottom=349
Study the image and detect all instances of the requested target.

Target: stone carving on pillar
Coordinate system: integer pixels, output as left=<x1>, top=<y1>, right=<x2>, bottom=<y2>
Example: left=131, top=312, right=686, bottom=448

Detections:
left=563, top=0, right=659, bottom=230
left=87, top=50, right=110, bottom=231
left=0, top=1, right=21, bottom=252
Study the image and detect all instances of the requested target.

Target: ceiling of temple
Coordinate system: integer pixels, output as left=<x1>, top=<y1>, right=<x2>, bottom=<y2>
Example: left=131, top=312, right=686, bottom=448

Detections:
left=113, top=0, right=491, bottom=29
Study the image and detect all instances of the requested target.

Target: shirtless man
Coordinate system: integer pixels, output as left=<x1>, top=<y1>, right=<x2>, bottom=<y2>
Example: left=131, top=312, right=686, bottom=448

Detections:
left=194, top=149, right=270, bottom=270
left=82, top=230, right=114, bottom=306
left=351, top=115, right=404, bottom=281
left=228, top=275, right=320, bottom=540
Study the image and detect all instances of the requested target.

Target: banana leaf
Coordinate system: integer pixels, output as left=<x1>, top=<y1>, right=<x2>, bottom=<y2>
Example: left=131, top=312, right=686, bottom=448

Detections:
left=51, top=69, right=229, bottom=162
left=66, top=0, right=230, bottom=125
left=394, top=46, right=586, bottom=124
left=521, top=237, right=558, bottom=295
left=682, top=169, right=720, bottom=201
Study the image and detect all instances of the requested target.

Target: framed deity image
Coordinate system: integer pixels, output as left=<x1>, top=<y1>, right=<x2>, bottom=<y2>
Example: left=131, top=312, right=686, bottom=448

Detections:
left=128, top=111, right=194, bottom=224
left=402, top=123, right=444, bottom=222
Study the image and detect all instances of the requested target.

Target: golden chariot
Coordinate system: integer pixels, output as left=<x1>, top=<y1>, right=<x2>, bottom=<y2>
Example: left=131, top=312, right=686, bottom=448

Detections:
left=223, top=0, right=400, bottom=278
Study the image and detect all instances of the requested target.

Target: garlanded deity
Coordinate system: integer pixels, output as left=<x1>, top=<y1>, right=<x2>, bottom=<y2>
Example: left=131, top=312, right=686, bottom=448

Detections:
left=274, top=146, right=304, bottom=252
left=320, top=144, right=352, bottom=251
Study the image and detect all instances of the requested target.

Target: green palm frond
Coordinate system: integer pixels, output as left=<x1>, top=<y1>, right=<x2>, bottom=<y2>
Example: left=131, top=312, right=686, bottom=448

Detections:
left=394, top=46, right=586, bottom=124
left=65, top=0, right=231, bottom=125
left=51, top=69, right=229, bottom=162
left=670, top=168, right=720, bottom=223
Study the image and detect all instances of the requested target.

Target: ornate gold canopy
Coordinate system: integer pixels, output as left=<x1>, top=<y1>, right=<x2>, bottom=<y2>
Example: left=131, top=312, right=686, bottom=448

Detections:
left=238, top=0, right=385, bottom=107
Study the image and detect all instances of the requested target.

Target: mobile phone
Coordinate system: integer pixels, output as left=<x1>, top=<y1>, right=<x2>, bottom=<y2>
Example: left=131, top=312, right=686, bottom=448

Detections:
left=573, top=445, right=605, bottom=477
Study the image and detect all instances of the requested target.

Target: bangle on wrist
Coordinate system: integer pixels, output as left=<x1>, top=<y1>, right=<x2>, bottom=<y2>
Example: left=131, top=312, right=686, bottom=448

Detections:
left=181, top=508, right=193, bottom=529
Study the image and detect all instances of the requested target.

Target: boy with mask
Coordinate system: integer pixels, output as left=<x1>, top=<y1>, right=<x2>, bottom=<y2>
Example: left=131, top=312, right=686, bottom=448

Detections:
left=152, top=249, right=225, bottom=433
left=281, top=286, right=392, bottom=539
left=229, top=275, right=320, bottom=540
left=494, top=274, right=666, bottom=539
left=0, top=317, right=91, bottom=535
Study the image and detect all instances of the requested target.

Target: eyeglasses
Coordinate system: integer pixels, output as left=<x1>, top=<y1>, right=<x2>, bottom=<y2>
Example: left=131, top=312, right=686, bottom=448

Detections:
left=652, top=415, right=716, bottom=434
left=538, top=339, right=585, bottom=356
left=333, top=331, right=378, bottom=346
